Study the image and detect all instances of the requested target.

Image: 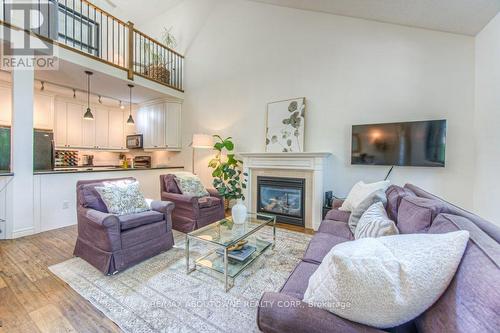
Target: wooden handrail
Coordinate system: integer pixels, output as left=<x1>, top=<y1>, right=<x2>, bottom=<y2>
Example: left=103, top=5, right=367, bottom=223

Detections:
left=0, top=0, right=184, bottom=91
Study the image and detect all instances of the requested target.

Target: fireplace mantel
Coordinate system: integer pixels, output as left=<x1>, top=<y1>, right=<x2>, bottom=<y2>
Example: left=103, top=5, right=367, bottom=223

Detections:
left=239, top=152, right=331, bottom=230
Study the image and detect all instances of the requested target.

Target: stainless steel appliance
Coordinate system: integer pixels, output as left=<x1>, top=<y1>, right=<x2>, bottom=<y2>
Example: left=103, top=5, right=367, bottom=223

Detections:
left=133, top=156, right=151, bottom=169
left=0, top=126, right=11, bottom=172
left=34, top=129, right=55, bottom=171
left=126, top=134, right=143, bottom=149
left=82, top=154, right=94, bottom=166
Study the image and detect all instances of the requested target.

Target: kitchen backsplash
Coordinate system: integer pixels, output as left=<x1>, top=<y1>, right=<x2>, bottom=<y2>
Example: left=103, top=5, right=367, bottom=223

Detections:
left=60, top=150, right=177, bottom=168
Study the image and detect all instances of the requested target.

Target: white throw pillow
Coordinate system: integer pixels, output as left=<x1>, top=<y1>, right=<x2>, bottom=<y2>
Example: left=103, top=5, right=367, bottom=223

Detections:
left=339, top=180, right=390, bottom=212
left=354, top=202, right=399, bottom=239
left=95, top=181, right=150, bottom=215
left=174, top=173, right=209, bottom=197
left=303, top=231, right=469, bottom=329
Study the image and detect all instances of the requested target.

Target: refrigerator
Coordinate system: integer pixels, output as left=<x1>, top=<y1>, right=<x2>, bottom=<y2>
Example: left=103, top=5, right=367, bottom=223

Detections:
left=0, top=126, right=11, bottom=172
left=34, top=129, right=55, bottom=171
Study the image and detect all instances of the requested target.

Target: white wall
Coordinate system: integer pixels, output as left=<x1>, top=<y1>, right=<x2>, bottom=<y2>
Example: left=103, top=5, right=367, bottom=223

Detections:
left=140, top=0, right=476, bottom=208
left=474, top=13, right=500, bottom=224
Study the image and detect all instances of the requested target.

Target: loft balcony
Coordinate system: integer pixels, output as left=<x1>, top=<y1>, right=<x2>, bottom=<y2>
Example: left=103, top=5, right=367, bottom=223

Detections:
left=0, top=0, right=184, bottom=94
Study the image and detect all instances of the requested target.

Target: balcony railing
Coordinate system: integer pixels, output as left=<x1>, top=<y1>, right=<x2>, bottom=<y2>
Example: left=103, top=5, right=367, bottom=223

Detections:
left=0, top=0, right=184, bottom=92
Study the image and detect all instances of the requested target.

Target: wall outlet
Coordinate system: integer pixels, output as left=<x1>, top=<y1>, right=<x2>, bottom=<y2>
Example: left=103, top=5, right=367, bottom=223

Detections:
left=62, top=201, right=70, bottom=209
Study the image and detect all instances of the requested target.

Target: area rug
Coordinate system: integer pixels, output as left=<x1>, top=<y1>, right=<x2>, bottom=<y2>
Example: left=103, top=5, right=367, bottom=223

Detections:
left=49, top=227, right=312, bottom=333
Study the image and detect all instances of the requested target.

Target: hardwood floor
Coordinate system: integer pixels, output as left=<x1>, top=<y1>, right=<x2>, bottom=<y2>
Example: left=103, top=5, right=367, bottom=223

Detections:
left=0, top=223, right=313, bottom=332
left=0, top=226, right=121, bottom=333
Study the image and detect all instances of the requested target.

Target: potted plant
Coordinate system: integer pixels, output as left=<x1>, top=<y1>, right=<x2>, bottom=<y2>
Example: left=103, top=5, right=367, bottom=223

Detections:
left=143, top=27, right=177, bottom=84
left=208, top=136, right=248, bottom=224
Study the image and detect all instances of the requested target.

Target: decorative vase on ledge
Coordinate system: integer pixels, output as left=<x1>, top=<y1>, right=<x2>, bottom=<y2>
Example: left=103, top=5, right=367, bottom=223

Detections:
left=232, top=199, right=247, bottom=224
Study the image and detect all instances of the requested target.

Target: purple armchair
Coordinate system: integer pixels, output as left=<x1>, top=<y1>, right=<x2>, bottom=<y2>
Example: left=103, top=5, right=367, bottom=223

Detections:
left=160, top=174, right=225, bottom=233
left=73, top=177, right=175, bottom=275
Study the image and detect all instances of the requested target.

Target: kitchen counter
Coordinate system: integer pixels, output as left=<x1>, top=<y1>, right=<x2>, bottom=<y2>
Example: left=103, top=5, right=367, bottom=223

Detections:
left=34, top=166, right=184, bottom=175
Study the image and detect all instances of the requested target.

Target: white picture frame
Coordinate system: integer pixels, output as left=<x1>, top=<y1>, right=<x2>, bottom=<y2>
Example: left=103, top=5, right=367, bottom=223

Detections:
left=265, top=97, right=305, bottom=152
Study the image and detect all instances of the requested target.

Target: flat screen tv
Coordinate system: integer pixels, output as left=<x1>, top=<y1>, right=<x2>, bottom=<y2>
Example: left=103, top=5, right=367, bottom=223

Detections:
left=351, top=120, right=447, bottom=167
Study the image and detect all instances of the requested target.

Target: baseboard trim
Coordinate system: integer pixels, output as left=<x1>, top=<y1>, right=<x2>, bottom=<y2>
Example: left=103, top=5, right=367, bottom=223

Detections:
left=11, top=227, right=35, bottom=239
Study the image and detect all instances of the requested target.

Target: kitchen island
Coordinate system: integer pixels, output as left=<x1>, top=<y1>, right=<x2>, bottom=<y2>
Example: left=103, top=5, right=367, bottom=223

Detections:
left=33, top=166, right=184, bottom=233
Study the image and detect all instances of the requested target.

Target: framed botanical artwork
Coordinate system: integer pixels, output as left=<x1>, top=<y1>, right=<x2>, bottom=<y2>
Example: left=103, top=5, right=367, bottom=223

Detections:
left=265, top=97, right=305, bottom=152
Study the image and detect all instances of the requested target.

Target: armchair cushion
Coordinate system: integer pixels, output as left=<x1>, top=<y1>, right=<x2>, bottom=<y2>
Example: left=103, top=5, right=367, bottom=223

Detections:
left=95, top=181, right=150, bottom=215
left=118, top=210, right=164, bottom=230
left=198, top=196, right=221, bottom=208
left=174, top=173, right=209, bottom=197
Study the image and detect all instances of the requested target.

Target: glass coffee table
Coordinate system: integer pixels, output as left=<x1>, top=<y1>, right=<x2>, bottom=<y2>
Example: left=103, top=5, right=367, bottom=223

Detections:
left=186, top=213, right=276, bottom=291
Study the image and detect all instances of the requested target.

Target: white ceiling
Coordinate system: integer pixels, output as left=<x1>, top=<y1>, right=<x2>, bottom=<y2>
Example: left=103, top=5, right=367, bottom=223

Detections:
left=248, top=0, right=500, bottom=35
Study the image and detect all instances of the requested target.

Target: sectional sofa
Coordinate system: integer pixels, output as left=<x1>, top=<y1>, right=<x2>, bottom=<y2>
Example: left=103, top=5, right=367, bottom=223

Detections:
left=257, top=184, right=500, bottom=333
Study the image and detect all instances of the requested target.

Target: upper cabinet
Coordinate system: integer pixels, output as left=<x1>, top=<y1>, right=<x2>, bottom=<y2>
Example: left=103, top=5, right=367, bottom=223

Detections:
left=33, top=94, right=54, bottom=130
left=0, top=85, right=54, bottom=129
left=54, top=98, right=127, bottom=150
left=0, top=85, right=12, bottom=126
left=136, top=101, right=182, bottom=151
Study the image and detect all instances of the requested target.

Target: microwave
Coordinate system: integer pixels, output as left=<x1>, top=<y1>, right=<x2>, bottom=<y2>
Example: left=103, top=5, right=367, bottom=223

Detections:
left=126, top=134, right=143, bottom=149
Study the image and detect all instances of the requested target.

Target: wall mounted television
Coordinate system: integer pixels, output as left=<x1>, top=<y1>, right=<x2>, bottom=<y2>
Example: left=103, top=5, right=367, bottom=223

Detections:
left=351, top=120, right=447, bottom=167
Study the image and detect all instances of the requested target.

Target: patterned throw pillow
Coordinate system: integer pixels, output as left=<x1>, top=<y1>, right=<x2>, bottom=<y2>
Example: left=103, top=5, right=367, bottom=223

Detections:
left=174, top=173, right=209, bottom=197
left=354, top=202, right=399, bottom=239
left=95, top=181, right=150, bottom=215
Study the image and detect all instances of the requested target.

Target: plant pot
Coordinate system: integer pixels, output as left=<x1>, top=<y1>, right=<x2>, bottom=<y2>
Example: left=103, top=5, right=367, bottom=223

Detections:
left=231, top=199, right=247, bottom=224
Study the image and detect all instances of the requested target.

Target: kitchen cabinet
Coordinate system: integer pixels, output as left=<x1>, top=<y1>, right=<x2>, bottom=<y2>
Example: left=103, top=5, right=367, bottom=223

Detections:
left=54, top=101, right=67, bottom=146
left=66, top=103, right=83, bottom=147
left=33, top=94, right=54, bottom=130
left=0, top=86, right=53, bottom=130
left=0, top=85, right=12, bottom=126
left=165, top=102, right=181, bottom=149
left=108, top=109, right=125, bottom=149
left=137, top=101, right=182, bottom=151
left=95, top=107, right=109, bottom=148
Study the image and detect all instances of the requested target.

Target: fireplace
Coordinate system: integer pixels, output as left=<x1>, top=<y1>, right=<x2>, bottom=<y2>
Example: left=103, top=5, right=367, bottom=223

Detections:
left=257, top=176, right=305, bottom=227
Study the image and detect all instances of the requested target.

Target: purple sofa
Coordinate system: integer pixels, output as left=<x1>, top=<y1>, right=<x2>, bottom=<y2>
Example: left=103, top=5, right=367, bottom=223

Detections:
left=73, top=177, right=175, bottom=275
left=257, top=184, right=500, bottom=333
left=160, top=174, right=225, bottom=233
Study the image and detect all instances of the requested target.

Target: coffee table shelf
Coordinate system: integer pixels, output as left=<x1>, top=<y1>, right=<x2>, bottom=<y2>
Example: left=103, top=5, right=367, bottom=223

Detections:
left=186, top=213, right=276, bottom=291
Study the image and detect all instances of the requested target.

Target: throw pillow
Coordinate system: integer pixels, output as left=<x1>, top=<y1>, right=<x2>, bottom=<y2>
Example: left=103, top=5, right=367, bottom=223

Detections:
left=354, top=202, right=399, bottom=239
left=348, top=189, right=387, bottom=233
left=303, top=231, right=469, bottom=329
left=339, top=180, right=390, bottom=212
left=95, top=181, right=150, bottom=215
left=174, top=173, right=209, bottom=197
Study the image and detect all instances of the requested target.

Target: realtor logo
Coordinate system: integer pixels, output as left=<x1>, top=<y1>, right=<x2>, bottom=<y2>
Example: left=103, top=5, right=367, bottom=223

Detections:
left=1, top=0, right=58, bottom=70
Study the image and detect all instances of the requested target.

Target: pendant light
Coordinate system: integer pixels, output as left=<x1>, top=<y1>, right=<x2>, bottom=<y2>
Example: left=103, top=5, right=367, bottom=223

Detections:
left=83, top=71, right=94, bottom=120
left=126, top=84, right=135, bottom=125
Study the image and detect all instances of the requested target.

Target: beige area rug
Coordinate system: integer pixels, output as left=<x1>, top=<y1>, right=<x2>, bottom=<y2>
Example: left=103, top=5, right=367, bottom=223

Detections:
left=49, top=227, right=312, bottom=333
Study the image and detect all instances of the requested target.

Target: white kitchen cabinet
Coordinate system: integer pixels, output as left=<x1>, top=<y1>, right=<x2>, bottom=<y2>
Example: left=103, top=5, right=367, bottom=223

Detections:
left=54, top=101, right=67, bottom=147
left=0, top=85, right=12, bottom=126
left=95, top=107, right=109, bottom=148
left=81, top=109, right=96, bottom=148
left=165, top=102, right=181, bottom=149
left=137, top=101, right=182, bottom=150
left=108, top=109, right=125, bottom=149
left=33, top=94, right=54, bottom=130
left=66, top=103, right=83, bottom=147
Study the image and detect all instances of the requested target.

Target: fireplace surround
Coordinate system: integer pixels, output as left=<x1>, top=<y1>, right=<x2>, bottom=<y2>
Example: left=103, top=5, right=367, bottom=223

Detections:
left=239, top=152, right=331, bottom=230
left=257, top=176, right=305, bottom=226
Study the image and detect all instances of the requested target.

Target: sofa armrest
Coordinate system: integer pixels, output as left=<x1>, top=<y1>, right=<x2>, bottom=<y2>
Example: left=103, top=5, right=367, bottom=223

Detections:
left=207, top=188, right=222, bottom=199
left=77, top=207, right=121, bottom=251
left=150, top=200, right=175, bottom=215
left=161, top=192, right=198, bottom=204
left=332, top=198, right=344, bottom=209
left=258, top=292, right=383, bottom=333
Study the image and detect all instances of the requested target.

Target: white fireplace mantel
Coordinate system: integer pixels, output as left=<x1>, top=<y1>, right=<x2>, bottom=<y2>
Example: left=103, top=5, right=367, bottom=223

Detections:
left=239, top=152, right=332, bottom=230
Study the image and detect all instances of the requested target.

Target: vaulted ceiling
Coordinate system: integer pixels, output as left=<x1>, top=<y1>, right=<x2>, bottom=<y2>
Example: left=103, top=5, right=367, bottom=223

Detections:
left=248, top=0, right=500, bottom=36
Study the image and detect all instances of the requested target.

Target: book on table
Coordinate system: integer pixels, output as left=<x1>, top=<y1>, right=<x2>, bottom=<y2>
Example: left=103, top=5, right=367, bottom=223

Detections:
left=216, top=245, right=257, bottom=262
